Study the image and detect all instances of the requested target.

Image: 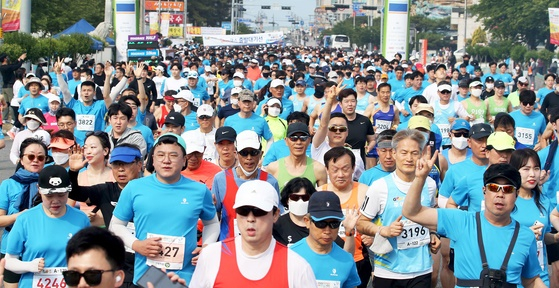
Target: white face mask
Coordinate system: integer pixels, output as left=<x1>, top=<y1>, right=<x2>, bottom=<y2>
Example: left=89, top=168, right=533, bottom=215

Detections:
left=233, top=80, right=243, bottom=87
left=268, top=107, right=281, bottom=117
left=485, top=83, right=494, bottom=90
left=52, top=152, right=69, bottom=165
left=471, top=89, right=482, bottom=97
left=238, top=164, right=257, bottom=177
left=80, top=77, right=87, bottom=82
left=288, top=199, right=309, bottom=216
left=230, top=98, right=239, bottom=105
left=452, top=136, right=468, bottom=150
left=26, top=119, right=41, bottom=131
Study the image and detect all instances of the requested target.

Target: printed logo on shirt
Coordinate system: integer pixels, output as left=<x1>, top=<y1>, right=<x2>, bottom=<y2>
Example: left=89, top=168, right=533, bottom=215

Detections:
left=330, top=268, right=338, bottom=277
left=360, top=122, right=365, bottom=125
left=181, top=198, right=189, bottom=205
left=111, top=201, right=118, bottom=206
left=67, top=233, right=73, bottom=240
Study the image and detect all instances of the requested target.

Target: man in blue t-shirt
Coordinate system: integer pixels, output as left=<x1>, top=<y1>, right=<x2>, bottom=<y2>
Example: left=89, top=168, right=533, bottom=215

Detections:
left=186, top=71, right=210, bottom=107
left=403, top=163, right=544, bottom=287
left=291, top=191, right=361, bottom=288
left=510, top=90, right=546, bottom=150
left=110, top=133, right=220, bottom=285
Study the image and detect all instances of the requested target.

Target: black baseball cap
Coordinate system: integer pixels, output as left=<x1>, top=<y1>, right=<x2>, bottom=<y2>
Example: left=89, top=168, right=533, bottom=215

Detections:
left=215, top=126, right=237, bottom=143
left=164, top=112, right=185, bottom=127
left=286, top=122, right=309, bottom=137
left=485, top=76, right=495, bottom=83
left=38, top=165, right=71, bottom=194
left=469, top=123, right=492, bottom=139
left=458, top=79, right=470, bottom=88
left=483, top=163, right=521, bottom=189
left=494, top=80, right=505, bottom=88
left=308, top=191, right=345, bottom=221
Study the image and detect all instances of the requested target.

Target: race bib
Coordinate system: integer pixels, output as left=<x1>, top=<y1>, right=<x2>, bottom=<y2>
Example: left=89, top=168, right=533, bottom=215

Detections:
left=437, top=124, right=450, bottom=138
left=516, top=127, right=535, bottom=146
left=537, top=240, right=544, bottom=270
left=125, top=222, right=136, bottom=254
left=337, top=210, right=348, bottom=238
left=146, top=233, right=185, bottom=270
left=396, top=220, right=429, bottom=250
left=32, top=267, right=67, bottom=288
left=375, top=120, right=392, bottom=134
left=76, top=114, right=95, bottom=131
left=317, top=280, right=341, bottom=288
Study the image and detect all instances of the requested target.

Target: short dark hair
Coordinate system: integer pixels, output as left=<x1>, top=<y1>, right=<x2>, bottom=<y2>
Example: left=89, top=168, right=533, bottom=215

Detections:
left=56, top=107, right=76, bottom=121
left=81, top=69, right=93, bottom=77
left=338, top=88, right=357, bottom=101
left=51, top=129, right=76, bottom=142
left=544, top=73, right=557, bottom=81
left=19, top=138, right=47, bottom=159
left=280, top=177, right=317, bottom=208
left=330, top=112, right=348, bottom=124
left=107, top=103, right=132, bottom=120
left=66, top=227, right=125, bottom=270
left=494, top=112, right=515, bottom=129
left=377, top=82, right=391, bottom=91
left=519, top=90, right=536, bottom=104
left=409, top=95, right=428, bottom=106
left=85, top=131, right=111, bottom=159
left=324, top=146, right=356, bottom=169
left=119, top=95, right=140, bottom=107
left=287, top=112, right=310, bottom=126
left=81, top=80, right=95, bottom=89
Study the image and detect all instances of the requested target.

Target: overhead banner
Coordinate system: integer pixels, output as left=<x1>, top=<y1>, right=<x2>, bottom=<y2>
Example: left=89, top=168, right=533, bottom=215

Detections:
left=145, top=1, right=184, bottom=11
left=186, top=27, right=226, bottom=36
left=203, top=32, right=284, bottom=46
left=149, top=12, right=159, bottom=35
left=115, top=0, right=137, bottom=61
left=2, top=0, right=21, bottom=32
left=382, top=0, right=410, bottom=60
left=160, top=13, right=171, bottom=37
left=168, top=26, right=184, bottom=38
left=550, top=8, right=559, bottom=45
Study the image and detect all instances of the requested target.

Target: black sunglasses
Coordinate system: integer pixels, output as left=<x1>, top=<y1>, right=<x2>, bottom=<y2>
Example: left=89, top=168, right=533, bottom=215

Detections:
left=198, top=115, right=212, bottom=120
left=288, top=135, right=310, bottom=142
left=519, top=83, right=528, bottom=87
left=452, top=132, right=469, bottom=138
left=235, top=206, right=269, bottom=217
left=312, top=219, right=341, bottom=229
left=522, top=101, right=534, bottom=106
left=328, top=125, right=348, bottom=133
left=238, top=149, right=260, bottom=157
left=440, top=90, right=451, bottom=94
left=63, top=270, right=114, bottom=286
left=289, top=194, right=311, bottom=202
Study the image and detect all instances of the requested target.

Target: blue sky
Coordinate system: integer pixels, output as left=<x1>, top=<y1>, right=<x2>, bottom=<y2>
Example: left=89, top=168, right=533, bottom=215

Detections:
left=242, top=0, right=316, bottom=31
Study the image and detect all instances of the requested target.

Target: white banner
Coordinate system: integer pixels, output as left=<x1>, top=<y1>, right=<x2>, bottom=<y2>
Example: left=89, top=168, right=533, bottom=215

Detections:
left=160, top=12, right=171, bottom=37
left=115, top=0, right=137, bottom=61
left=382, top=0, right=409, bottom=60
left=203, top=32, right=284, bottom=46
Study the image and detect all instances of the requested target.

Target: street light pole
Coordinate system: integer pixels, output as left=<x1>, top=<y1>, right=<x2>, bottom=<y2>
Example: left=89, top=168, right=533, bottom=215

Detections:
left=231, top=0, right=235, bottom=34
left=464, top=0, right=467, bottom=50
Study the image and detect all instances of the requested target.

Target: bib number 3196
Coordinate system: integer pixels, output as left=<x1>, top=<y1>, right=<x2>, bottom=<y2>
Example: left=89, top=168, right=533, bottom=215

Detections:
left=396, top=220, right=429, bottom=250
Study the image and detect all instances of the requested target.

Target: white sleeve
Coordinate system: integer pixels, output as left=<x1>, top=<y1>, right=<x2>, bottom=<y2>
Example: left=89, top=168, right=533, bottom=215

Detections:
left=287, top=249, right=318, bottom=288
left=201, top=214, right=220, bottom=245
left=9, top=135, right=20, bottom=165
left=108, top=216, right=138, bottom=249
left=189, top=242, right=221, bottom=288
left=426, top=178, right=438, bottom=208
left=454, top=101, right=470, bottom=118
left=57, top=74, right=72, bottom=104
left=360, top=178, right=388, bottom=219
left=5, top=254, right=41, bottom=274
left=110, top=77, right=128, bottom=101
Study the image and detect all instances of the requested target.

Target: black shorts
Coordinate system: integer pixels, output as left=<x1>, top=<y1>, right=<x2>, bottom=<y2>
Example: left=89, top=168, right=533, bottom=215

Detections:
left=373, top=272, right=431, bottom=288
left=547, top=228, right=559, bottom=264
left=0, top=253, right=22, bottom=284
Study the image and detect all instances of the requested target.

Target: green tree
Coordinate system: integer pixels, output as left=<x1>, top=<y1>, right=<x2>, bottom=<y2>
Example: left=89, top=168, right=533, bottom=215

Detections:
left=236, top=23, right=254, bottom=35
left=189, top=0, right=232, bottom=27
left=321, top=16, right=380, bottom=47
left=470, top=0, right=559, bottom=50
left=0, top=44, right=25, bottom=62
left=470, top=27, right=487, bottom=46
left=31, top=0, right=104, bottom=35
left=510, top=45, right=528, bottom=63
left=538, top=49, right=555, bottom=66
left=58, top=34, right=95, bottom=59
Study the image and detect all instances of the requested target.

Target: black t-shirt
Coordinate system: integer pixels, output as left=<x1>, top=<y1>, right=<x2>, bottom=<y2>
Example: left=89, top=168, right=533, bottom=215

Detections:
left=217, top=104, right=240, bottom=120
left=346, top=113, right=374, bottom=162
left=92, top=73, right=106, bottom=87
left=541, top=92, right=559, bottom=120
left=272, top=213, right=345, bottom=248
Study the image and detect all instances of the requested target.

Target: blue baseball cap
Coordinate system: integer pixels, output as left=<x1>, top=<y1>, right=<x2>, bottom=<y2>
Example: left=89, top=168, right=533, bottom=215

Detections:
left=295, top=80, right=306, bottom=87
left=451, top=119, right=470, bottom=131
left=308, top=191, right=345, bottom=221
left=110, top=146, right=142, bottom=164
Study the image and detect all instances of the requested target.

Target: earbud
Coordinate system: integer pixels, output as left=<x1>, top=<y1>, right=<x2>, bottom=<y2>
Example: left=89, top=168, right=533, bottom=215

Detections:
left=116, top=276, right=122, bottom=282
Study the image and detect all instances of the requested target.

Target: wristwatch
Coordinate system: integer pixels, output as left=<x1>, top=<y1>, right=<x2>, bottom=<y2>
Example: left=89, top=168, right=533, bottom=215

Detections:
left=345, top=229, right=355, bottom=237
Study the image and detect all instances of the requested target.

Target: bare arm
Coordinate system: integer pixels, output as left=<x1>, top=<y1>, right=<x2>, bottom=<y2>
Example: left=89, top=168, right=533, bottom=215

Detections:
left=314, top=161, right=328, bottom=187
left=313, top=86, right=338, bottom=148
left=445, top=196, right=459, bottom=209
left=134, top=63, right=149, bottom=113
left=522, top=276, right=547, bottom=288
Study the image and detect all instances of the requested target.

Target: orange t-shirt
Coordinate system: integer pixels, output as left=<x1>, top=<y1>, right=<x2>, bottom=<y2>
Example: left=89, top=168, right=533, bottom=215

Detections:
left=181, top=160, right=222, bottom=190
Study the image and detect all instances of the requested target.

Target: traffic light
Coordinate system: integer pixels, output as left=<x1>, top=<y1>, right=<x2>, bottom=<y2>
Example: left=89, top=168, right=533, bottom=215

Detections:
left=324, top=6, right=337, bottom=11
left=362, top=6, right=377, bottom=10
left=281, top=6, right=291, bottom=10
left=261, top=5, right=271, bottom=9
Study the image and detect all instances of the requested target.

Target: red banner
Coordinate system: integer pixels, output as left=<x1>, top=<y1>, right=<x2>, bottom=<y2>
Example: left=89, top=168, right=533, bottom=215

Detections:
left=145, top=1, right=184, bottom=11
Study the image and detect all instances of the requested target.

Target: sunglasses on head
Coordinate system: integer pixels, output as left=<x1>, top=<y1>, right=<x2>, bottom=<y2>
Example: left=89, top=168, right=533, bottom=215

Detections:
left=288, top=135, right=310, bottom=142
left=238, top=149, right=260, bottom=157
left=452, top=132, right=468, bottom=138
left=485, top=183, right=516, bottom=194
left=289, top=194, right=311, bottom=202
left=312, top=219, right=342, bottom=229
left=24, top=154, right=46, bottom=162
left=521, top=101, right=534, bottom=106
left=235, top=206, right=269, bottom=217
left=62, top=270, right=114, bottom=286
left=328, top=125, right=348, bottom=133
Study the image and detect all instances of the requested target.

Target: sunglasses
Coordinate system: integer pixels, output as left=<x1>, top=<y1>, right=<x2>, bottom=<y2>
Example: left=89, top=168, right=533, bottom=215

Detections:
left=452, top=132, right=468, bottom=138
left=312, top=219, right=342, bottom=229
left=62, top=270, right=114, bottom=286
left=288, top=135, right=310, bottom=142
left=440, top=90, right=451, bottom=94
left=485, top=183, right=516, bottom=194
left=519, top=83, right=528, bottom=87
left=235, top=206, right=269, bottom=217
left=198, top=115, right=212, bottom=120
left=328, top=125, right=348, bottom=133
left=238, top=149, right=260, bottom=157
left=521, top=101, right=534, bottom=106
left=24, top=154, right=46, bottom=162
left=288, top=194, right=311, bottom=202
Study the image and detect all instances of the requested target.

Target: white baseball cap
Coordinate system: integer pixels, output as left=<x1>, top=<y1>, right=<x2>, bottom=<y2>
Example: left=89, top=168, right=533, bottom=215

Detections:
left=182, top=130, right=205, bottom=154
left=187, top=71, right=199, bottom=79
left=235, top=130, right=260, bottom=151
left=231, top=87, right=243, bottom=95
left=197, top=104, right=214, bottom=117
left=267, top=98, right=282, bottom=107
left=174, top=90, right=195, bottom=103
left=270, top=79, right=284, bottom=88
left=48, top=94, right=61, bottom=104
left=233, top=180, right=279, bottom=212
left=233, top=72, right=245, bottom=79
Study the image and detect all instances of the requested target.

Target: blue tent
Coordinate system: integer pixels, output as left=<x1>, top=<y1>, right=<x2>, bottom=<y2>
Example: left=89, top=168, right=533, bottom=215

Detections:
left=54, top=19, right=115, bottom=50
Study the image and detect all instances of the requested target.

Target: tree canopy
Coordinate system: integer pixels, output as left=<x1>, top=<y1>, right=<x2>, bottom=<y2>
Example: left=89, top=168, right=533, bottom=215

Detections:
left=31, top=0, right=104, bottom=35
